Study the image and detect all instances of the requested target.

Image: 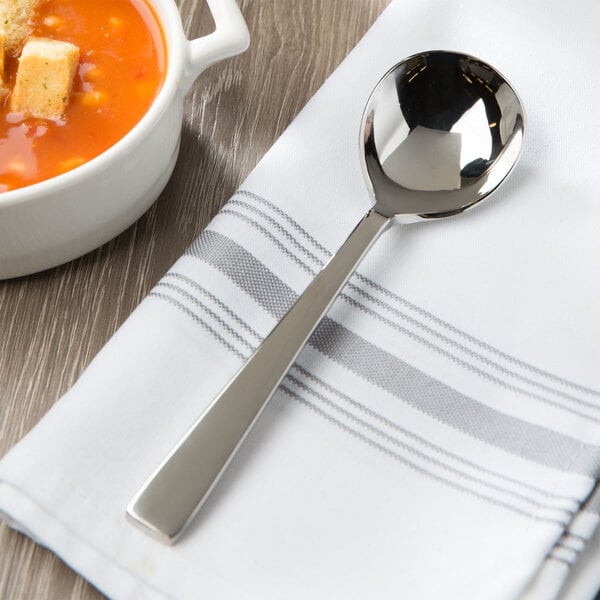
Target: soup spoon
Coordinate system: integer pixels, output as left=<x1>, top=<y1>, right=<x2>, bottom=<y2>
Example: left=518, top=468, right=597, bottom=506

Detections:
left=127, top=50, right=525, bottom=544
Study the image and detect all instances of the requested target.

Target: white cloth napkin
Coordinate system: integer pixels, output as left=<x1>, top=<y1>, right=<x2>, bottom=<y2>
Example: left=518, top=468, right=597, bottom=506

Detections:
left=2, top=0, right=600, bottom=598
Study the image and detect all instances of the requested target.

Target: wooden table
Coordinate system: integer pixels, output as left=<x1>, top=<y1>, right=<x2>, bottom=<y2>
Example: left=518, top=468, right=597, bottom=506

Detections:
left=0, top=0, right=388, bottom=597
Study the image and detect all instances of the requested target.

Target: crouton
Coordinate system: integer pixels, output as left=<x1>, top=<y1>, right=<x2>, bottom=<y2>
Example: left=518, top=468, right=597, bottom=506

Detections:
left=0, top=0, right=42, bottom=56
left=10, top=37, right=80, bottom=119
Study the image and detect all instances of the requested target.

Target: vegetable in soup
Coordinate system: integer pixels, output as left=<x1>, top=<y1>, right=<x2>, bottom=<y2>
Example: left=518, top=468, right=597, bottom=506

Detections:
left=0, top=0, right=166, bottom=192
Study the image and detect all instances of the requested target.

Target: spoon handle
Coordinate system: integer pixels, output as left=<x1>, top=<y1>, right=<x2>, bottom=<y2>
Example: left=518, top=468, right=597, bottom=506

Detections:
left=127, top=209, right=390, bottom=544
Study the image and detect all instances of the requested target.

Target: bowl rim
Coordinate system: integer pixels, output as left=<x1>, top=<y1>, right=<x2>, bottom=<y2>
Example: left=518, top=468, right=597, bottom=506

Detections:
left=0, top=0, right=187, bottom=209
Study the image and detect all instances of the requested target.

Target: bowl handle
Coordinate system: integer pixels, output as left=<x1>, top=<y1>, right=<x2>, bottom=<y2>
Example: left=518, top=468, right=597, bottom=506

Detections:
left=183, top=0, right=250, bottom=91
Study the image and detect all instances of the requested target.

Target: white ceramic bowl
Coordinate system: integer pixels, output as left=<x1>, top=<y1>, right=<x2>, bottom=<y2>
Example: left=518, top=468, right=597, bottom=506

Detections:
left=0, top=0, right=249, bottom=279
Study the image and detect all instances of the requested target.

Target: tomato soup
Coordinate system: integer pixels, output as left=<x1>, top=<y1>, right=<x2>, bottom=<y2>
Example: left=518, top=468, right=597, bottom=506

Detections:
left=0, top=0, right=166, bottom=192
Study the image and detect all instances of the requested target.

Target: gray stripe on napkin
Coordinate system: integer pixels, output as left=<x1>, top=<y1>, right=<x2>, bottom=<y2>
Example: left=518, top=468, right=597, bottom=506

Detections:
left=160, top=273, right=582, bottom=513
left=159, top=275, right=582, bottom=511
left=311, top=319, right=600, bottom=477
left=188, top=228, right=292, bottom=316
left=186, top=230, right=600, bottom=477
left=283, top=373, right=573, bottom=518
left=290, top=362, right=577, bottom=504
left=222, top=202, right=598, bottom=418
left=235, top=189, right=600, bottom=400
left=278, top=384, right=568, bottom=526
left=153, top=288, right=569, bottom=524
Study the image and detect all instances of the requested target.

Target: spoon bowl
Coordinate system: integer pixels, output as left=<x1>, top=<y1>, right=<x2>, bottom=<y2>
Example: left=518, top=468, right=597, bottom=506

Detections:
left=362, top=50, right=525, bottom=220
left=128, top=50, right=525, bottom=544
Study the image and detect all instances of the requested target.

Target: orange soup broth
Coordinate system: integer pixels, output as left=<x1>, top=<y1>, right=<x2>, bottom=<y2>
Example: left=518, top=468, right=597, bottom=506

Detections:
left=0, top=0, right=166, bottom=192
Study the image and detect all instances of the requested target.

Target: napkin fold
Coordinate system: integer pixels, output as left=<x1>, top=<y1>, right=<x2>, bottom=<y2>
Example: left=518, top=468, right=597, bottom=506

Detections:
left=2, top=0, right=600, bottom=598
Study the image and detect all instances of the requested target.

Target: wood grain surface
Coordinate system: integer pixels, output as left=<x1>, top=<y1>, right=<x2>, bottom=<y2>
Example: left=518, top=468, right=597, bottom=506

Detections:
left=0, top=0, right=388, bottom=597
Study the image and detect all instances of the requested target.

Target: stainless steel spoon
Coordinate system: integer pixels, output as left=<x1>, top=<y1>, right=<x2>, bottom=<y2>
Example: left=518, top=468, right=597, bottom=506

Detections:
left=127, top=50, right=525, bottom=544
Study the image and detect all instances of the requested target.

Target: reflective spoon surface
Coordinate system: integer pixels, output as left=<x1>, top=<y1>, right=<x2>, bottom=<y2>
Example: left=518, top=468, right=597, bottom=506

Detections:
left=127, top=50, right=525, bottom=544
